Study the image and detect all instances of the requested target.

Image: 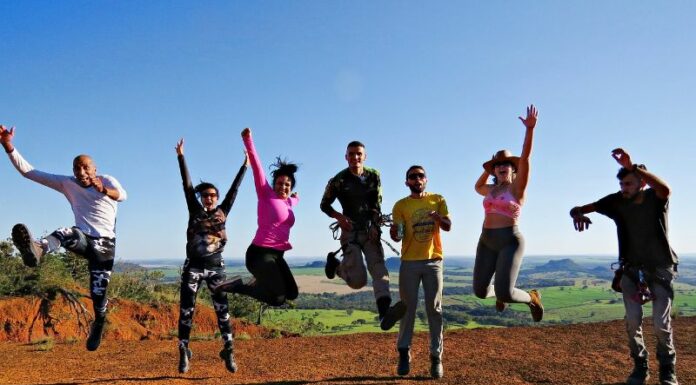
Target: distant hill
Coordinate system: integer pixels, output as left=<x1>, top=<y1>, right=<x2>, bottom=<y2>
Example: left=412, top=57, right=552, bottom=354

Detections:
left=533, top=258, right=585, bottom=273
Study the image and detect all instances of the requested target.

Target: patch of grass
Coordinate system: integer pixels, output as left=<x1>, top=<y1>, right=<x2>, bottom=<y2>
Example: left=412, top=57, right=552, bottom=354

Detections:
left=31, top=337, right=55, bottom=352
left=235, top=332, right=251, bottom=340
left=63, top=336, right=78, bottom=345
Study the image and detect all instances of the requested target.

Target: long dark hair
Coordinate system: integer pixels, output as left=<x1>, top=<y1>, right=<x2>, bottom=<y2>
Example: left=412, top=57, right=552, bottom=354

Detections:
left=270, top=157, right=299, bottom=188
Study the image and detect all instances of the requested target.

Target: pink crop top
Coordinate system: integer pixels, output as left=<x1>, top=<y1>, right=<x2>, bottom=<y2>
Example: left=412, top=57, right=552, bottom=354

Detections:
left=483, top=189, right=521, bottom=220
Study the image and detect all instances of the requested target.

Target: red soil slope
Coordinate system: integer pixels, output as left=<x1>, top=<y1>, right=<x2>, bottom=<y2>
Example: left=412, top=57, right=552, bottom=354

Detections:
left=1, top=316, right=694, bottom=385
left=0, top=296, right=272, bottom=342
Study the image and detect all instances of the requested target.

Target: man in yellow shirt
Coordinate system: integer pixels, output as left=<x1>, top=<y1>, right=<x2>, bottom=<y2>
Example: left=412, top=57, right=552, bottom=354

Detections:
left=390, top=165, right=451, bottom=379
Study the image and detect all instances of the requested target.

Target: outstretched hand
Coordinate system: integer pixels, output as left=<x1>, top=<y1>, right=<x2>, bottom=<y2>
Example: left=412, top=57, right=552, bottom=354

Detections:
left=518, top=104, right=538, bottom=129
left=573, top=216, right=592, bottom=232
left=0, top=125, right=16, bottom=152
left=611, top=148, right=632, bottom=169
left=175, top=138, right=184, bottom=156
left=241, top=128, right=251, bottom=138
left=243, top=150, right=249, bottom=167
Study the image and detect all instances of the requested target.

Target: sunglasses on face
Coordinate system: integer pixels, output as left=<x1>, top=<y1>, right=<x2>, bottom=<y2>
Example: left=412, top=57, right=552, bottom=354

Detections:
left=201, top=192, right=218, bottom=198
left=407, top=172, right=426, bottom=180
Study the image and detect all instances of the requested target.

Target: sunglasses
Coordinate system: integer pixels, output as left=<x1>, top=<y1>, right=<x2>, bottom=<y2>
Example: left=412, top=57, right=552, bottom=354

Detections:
left=407, top=172, right=426, bottom=180
left=201, top=192, right=218, bottom=198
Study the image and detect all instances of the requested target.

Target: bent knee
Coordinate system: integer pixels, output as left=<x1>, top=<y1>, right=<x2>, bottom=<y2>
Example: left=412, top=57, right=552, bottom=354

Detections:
left=346, top=277, right=367, bottom=290
left=472, top=284, right=489, bottom=299
left=268, top=295, right=287, bottom=306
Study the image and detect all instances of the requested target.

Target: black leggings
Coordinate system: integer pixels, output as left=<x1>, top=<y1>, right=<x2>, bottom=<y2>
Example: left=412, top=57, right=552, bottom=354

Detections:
left=235, top=244, right=298, bottom=306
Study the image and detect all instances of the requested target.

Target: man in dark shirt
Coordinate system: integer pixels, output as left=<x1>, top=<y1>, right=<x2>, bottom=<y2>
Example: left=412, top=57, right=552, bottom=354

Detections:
left=570, top=148, right=679, bottom=385
left=320, top=141, right=405, bottom=331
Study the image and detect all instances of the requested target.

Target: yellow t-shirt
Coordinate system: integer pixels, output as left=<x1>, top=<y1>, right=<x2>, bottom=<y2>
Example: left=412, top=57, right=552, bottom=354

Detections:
left=391, top=192, right=449, bottom=261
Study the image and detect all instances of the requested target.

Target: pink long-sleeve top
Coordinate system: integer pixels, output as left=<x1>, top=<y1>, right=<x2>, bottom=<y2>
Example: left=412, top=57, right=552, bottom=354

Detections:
left=244, top=135, right=299, bottom=251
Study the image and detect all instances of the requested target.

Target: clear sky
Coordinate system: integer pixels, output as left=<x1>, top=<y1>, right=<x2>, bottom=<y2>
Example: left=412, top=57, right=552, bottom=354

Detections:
left=1, top=1, right=694, bottom=261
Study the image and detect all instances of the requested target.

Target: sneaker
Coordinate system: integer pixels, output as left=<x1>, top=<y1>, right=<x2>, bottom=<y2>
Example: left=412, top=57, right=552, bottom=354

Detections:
left=213, top=276, right=243, bottom=295
left=325, top=251, right=340, bottom=279
left=178, top=344, right=192, bottom=373
left=528, top=290, right=544, bottom=322
left=397, top=348, right=410, bottom=376
left=219, top=343, right=237, bottom=373
left=430, top=355, right=443, bottom=379
left=626, top=358, right=649, bottom=385
left=495, top=299, right=506, bottom=312
left=86, top=316, right=106, bottom=351
left=380, top=301, right=407, bottom=331
left=11, top=224, right=44, bottom=267
left=659, top=363, right=678, bottom=385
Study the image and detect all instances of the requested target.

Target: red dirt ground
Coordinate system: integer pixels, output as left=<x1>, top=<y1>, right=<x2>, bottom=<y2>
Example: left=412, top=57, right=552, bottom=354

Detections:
left=1, top=316, right=695, bottom=385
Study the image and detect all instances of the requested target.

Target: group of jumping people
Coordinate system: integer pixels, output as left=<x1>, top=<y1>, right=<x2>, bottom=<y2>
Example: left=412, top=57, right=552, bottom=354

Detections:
left=0, top=104, right=680, bottom=384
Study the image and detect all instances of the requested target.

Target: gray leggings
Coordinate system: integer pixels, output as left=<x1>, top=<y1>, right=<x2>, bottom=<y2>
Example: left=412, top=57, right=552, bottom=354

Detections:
left=472, top=226, right=531, bottom=304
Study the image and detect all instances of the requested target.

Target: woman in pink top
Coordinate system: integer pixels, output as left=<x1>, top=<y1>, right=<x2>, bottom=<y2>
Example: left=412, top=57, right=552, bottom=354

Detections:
left=473, top=105, right=544, bottom=322
left=216, top=128, right=299, bottom=306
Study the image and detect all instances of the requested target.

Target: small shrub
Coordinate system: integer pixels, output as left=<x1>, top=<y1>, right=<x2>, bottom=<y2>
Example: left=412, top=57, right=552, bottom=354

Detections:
left=236, top=332, right=251, bottom=341
left=31, top=337, right=55, bottom=352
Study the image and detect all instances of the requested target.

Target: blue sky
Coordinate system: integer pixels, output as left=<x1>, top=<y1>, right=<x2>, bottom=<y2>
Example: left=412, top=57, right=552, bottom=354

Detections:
left=1, top=1, right=694, bottom=261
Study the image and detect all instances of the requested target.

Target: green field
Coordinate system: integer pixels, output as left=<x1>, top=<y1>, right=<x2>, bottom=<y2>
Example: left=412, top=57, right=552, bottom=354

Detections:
left=262, top=308, right=480, bottom=335
left=144, top=261, right=696, bottom=335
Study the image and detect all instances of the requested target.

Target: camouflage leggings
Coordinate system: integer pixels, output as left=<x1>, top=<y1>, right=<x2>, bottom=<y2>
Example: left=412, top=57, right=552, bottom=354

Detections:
left=178, top=264, right=232, bottom=346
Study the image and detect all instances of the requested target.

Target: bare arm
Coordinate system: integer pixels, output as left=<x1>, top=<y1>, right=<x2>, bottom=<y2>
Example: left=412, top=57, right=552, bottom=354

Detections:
left=475, top=170, right=491, bottom=196
left=430, top=212, right=451, bottom=232
left=512, top=104, right=537, bottom=202
left=569, top=203, right=597, bottom=232
left=611, top=148, right=671, bottom=199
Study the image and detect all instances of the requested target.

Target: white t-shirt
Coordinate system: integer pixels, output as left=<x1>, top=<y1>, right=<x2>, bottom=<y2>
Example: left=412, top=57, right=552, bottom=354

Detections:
left=7, top=149, right=127, bottom=238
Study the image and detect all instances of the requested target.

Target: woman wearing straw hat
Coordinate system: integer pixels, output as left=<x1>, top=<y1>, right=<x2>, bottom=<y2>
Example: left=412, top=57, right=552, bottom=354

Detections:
left=473, top=104, right=544, bottom=322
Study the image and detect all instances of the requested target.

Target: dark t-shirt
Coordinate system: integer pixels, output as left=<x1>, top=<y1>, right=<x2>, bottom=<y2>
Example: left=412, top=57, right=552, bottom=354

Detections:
left=320, top=167, right=382, bottom=229
left=594, top=188, right=678, bottom=269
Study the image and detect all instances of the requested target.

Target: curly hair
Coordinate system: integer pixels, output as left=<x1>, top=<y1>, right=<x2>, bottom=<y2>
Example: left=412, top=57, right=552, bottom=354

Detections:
left=270, top=157, right=299, bottom=188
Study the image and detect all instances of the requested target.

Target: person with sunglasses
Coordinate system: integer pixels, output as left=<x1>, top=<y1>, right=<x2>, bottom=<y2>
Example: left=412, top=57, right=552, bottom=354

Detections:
left=174, top=138, right=247, bottom=374
left=1, top=125, right=127, bottom=352
left=472, top=105, right=544, bottom=322
left=569, top=149, right=679, bottom=385
left=390, top=165, right=450, bottom=378
left=215, top=128, right=300, bottom=308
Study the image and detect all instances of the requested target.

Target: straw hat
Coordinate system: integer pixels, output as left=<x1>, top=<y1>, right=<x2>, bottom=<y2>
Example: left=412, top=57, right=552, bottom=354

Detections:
left=482, top=149, right=520, bottom=174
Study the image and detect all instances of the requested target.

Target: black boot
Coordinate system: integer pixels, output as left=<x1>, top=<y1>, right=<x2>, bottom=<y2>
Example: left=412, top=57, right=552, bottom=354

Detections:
left=325, top=251, right=340, bottom=279
left=379, top=299, right=407, bottom=331
left=11, top=223, right=44, bottom=267
left=397, top=348, right=410, bottom=376
left=86, top=315, right=106, bottom=351
left=659, top=363, right=678, bottom=385
left=219, top=341, right=237, bottom=373
left=626, top=357, right=649, bottom=385
left=178, top=342, right=192, bottom=373
left=430, top=355, right=444, bottom=379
